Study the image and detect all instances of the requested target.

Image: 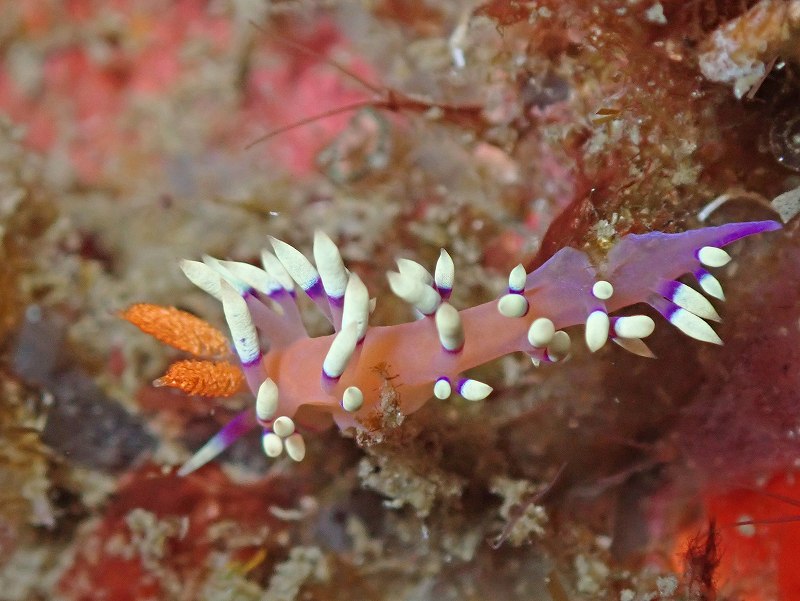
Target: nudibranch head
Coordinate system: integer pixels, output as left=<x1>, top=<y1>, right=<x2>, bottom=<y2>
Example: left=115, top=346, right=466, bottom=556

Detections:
left=123, top=221, right=781, bottom=475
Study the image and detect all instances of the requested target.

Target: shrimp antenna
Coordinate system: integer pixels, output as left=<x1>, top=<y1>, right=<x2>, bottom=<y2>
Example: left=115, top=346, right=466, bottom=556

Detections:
left=729, top=486, right=800, bottom=529
left=245, top=100, right=375, bottom=149
left=247, top=19, right=383, bottom=95
left=734, top=514, right=800, bottom=528
left=245, top=20, right=387, bottom=148
left=752, top=488, right=800, bottom=509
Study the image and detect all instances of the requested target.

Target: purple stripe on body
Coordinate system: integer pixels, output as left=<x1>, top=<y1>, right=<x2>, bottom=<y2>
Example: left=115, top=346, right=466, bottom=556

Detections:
left=656, top=280, right=680, bottom=301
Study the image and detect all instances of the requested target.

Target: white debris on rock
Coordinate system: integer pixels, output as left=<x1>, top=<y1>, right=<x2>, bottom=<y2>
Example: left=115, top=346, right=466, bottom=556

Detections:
left=698, top=0, right=800, bottom=98
left=772, top=185, right=800, bottom=223
left=644, top=3, right=667, bottom=25
left=490, top=477, right=549, bottom=546
left=574, top=553, right=611, bottom=595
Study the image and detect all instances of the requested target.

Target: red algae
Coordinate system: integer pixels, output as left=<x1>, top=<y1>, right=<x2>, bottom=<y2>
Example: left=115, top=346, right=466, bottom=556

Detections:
left=0, top=2, right=374, bottom=184
left=59, top=463, right=305, bottom=601
left=681, top=472, right=800, bottom=600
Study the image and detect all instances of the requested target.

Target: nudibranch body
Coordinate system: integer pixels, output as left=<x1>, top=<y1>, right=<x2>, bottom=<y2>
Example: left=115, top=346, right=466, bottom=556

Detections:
left=127, top=220, right=781, bottom=475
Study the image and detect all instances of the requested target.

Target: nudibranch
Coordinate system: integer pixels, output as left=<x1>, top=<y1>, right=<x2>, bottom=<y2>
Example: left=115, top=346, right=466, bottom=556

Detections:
left=124, top=220, right=781, bottom=475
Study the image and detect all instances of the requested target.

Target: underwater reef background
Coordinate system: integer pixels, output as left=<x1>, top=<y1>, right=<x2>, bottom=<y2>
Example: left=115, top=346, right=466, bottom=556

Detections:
left=0, top=1, right=799, bottom=600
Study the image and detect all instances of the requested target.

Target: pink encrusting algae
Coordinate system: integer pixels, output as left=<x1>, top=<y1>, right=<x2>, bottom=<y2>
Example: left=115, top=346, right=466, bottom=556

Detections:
left=127, top=220, right=782, bottom=475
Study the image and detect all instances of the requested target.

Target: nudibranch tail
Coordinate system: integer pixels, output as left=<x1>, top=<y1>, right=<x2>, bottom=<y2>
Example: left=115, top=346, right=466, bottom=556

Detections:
left=176, top=409, right=257, bottom=477
left=123, top=220, right=781, bottom=475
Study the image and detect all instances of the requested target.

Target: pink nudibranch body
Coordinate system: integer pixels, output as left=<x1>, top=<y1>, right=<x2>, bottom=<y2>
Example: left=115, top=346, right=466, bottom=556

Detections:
left=175, top=220, right=780, bottom=474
